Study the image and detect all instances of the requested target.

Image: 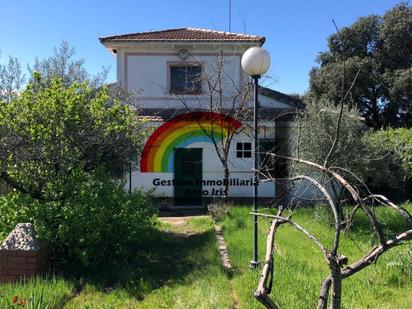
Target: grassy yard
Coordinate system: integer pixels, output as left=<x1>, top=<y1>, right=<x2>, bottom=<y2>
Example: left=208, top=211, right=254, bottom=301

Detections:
left=0, top=216, right=232, bottom=309
left=222, top=205, right=412, bottom=309
left=0, top=205, right=411, bottom=308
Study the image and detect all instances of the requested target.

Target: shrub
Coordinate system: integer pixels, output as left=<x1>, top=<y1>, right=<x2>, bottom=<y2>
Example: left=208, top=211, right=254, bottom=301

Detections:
left=294, top=98, right=367, bottom=175
left=0, top=169, right=156, bottom=273
left=363, top=128, right=412, bottom=199
left=0, top=75, right=145, bottom=202
left=207, top=203, right=230, bottom=222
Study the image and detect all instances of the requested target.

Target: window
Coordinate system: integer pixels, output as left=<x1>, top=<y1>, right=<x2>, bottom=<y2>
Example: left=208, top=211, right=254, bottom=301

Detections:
left=170, top=65, right=202, bottom=94
left=236, top=142, right=252, bottom=158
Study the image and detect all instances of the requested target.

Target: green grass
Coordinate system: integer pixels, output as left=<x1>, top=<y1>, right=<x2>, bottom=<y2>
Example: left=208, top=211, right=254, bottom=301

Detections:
left=221, top=204, right=412, bottom=309
left=1, top=205, right=411, bottom=308
left=63, top=216, right=232, bottom=309
left=0, top=275, right=75, bottom=308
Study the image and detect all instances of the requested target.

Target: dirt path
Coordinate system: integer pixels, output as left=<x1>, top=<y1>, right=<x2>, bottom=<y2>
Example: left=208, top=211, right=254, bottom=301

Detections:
left=158, top=216, right=194, bottom=226
left=158, top=215, right=209, bottom=236
left=159, top=215, right=239, bottom=308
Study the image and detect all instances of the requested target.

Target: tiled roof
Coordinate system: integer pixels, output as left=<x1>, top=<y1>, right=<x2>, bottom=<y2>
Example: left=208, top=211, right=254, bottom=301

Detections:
left=99, top=28, right=265, bottom=44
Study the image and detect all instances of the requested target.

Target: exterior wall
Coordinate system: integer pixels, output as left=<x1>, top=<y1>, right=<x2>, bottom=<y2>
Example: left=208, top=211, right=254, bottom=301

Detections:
left=259, top=94, right=293, bottom=109
left=124, top=53, right=243, bottom=109
left=129, top=128, right=276, bottom=200
left=103, top=41, right=299, bottom=206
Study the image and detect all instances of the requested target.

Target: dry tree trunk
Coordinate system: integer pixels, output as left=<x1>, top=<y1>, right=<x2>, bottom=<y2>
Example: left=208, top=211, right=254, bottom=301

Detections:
left=254, top=207, right=284, bottom=309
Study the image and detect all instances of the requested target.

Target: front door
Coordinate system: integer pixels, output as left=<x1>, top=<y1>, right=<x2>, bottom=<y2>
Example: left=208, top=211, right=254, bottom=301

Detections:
left=174, top=148, right=203, bottom=206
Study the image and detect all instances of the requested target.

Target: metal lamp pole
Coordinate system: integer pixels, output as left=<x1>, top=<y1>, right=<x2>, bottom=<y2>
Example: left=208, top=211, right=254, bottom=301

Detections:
left=241, top=46, right=271, bottom=269
left=250, top=75, right=260, bottom=268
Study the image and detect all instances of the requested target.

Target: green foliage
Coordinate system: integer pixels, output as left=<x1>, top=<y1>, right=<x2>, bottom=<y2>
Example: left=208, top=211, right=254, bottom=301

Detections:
left=363, top=128, right=412, bottom=198
left=207, top=202, right=230, bottom=222
left=28, top=41, right=108, bottom=89
left=0, top=75, right=145, bottom=201
left=222, top=205, right=412, bottom=309
left=0, top=53, right=25, bottom=103
left=0, top=169, right=156, bottom=272
left=64, top=216, right=231, bottom=308
left=1, top=207, right=411, bottom=308
left=309, top=3, right=412, bottom=128
left=294, top=97, right=367, bottom=173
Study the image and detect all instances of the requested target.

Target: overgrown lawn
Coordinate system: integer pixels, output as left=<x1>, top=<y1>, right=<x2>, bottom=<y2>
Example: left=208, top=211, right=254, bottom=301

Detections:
left=222, top=204, right=412, bottom=309
left=1, top=205, right=411, bottom=308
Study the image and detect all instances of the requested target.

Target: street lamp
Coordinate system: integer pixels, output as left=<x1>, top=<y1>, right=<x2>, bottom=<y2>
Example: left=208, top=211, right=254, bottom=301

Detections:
left=241, top=46, right=271, bottom=269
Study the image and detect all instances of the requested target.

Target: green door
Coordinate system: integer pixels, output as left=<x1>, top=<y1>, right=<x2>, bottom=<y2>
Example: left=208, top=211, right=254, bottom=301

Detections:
left=174, top=148, right=203, bottom=206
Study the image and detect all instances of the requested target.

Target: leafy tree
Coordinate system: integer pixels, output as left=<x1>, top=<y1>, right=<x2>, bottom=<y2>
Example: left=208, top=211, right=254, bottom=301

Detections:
left=0, top=74, right=144, bottom=202
left=28, top=41, right=109, bottom=88
left=0, top=53, right=25, bottom=103
left=294, top=97, right=367, bottom=175
left=294, top=97, right=412, bottom=200
left=363, top=128, right=412, bottom=199
left=0, top=169, right=156, bottom=272
left=309, top=3, right=412, bottom=128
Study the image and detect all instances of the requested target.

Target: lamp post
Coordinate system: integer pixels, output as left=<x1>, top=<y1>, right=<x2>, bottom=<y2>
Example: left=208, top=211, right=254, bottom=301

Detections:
left=241, top=46, right=271, bottom=269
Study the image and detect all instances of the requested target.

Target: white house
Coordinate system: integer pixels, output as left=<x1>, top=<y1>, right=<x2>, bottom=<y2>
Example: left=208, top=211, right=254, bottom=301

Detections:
left=99, top=28, right=303, bottom=208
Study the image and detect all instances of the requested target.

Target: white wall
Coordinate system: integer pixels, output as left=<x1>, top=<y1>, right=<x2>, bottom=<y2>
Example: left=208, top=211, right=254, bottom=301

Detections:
left=129, top=130, right=275, bottom=198
left=110, top=42, right=301, bottom=202
left=124, top=53, right=243, bottom=109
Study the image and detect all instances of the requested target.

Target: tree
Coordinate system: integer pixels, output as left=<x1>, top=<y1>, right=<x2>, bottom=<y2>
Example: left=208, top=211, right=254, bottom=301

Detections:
left=174, top=53, right=253, bottom=196
left=253, top=15, right=412, bottom=308
left=0, top=53, right=25, bottom=103
left=294, top=97, right=367, bottom=174
left=254, top=162, right=412, bottom=309
left=28, top=41, right=109, bottom=88
left=309, top=3, right=412, bottom=128
left=0, top=74, right=144, bottom=202
left=363, top=127, right=412, bottom=199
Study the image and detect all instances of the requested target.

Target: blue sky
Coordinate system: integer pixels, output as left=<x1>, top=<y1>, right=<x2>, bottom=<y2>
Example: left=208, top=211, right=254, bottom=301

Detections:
left=0, top=0, right=402, bottom=95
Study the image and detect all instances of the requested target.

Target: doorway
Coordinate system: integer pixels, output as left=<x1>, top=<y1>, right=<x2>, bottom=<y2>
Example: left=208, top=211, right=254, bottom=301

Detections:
left=173, top=148, right=203, bottom=206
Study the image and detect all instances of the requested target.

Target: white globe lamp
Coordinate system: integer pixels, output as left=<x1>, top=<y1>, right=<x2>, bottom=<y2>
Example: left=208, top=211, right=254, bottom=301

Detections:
left=241, top=47, right=271, bottom=77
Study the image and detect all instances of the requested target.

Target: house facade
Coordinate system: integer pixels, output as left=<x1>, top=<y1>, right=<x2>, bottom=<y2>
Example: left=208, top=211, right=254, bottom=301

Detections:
left=99, top=28, right=302, bottom=208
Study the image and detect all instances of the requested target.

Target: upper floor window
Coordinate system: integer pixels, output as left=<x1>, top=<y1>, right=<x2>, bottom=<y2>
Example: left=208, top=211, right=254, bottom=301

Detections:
left=170, top=65, right=202, bottom=95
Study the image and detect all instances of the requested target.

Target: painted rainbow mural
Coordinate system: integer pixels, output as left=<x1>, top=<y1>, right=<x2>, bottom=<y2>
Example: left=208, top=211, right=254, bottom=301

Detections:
left=140, top=112, right=242, bottom=173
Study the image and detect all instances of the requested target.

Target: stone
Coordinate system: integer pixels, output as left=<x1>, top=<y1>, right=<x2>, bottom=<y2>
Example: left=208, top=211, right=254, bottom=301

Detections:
left=0, top=223, right=40, bottom=251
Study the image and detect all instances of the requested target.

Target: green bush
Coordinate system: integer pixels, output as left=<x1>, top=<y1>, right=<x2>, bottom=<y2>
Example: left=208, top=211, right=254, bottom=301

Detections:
left=363, top=128, right=412, bottom=199
left=0, top=75, right=145, bottom=202
left=294, top=98, right=367, bottom=175
left=0, top=169, right=156, bottom=273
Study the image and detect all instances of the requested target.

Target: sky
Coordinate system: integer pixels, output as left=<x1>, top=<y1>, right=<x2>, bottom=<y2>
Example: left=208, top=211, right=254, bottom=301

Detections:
left=0, top=0, right=402, bottom=95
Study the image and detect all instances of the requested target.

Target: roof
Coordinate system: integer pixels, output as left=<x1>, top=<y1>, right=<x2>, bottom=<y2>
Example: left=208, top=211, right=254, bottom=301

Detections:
left=136, top=115, right=163, bottom=122
left=99, top=28, right=265, bottom=44
left=259, top=87, right=305, bottom=109
left=137, top=107, right=298, bottom=122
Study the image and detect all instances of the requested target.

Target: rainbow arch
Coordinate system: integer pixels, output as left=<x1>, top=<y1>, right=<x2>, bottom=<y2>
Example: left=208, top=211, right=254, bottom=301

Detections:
left=140, top=112, right=242, bottom=173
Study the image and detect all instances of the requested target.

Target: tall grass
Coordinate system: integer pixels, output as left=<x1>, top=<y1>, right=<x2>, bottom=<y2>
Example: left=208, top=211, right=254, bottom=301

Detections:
left=222, top=205, right=412, bottom=309
left=0, top=276, right=74, bottom=308
left=1, top=205, right=410, bottom=308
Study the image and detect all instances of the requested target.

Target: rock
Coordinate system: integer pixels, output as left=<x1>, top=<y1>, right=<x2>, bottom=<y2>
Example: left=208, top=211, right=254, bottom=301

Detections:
left=0, top=223, right=40, bottom=251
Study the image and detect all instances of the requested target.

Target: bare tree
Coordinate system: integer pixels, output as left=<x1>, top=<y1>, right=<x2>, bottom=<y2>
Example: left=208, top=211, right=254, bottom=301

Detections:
left=253, top=158, right=412, bottom=309
left=174, top=52, right=253, bottom=196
